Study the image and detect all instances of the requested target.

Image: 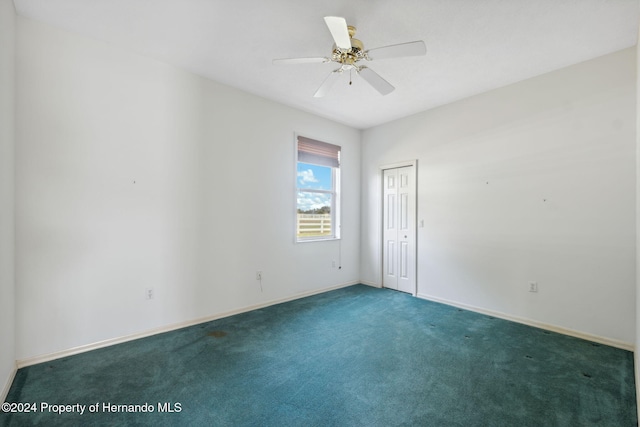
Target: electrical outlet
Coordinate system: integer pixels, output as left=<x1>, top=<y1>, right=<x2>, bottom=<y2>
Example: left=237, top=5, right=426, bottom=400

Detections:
left=332, top=260, right=336, bottom=268
left=256, top=271, right=262, bottom=281
left=528, top=282, right=538, bottom=293
left=145, top=287, right=154, bottom=300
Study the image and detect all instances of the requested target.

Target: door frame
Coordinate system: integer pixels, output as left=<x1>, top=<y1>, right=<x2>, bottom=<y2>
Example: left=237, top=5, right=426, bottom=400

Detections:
left=379, top=160, right=418, bottom=296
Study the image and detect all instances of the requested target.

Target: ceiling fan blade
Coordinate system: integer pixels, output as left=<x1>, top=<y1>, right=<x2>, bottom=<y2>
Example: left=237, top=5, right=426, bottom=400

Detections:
left=358, top=67, right=395, bottom=95
left=272, top=57, right=330, bottom=65
left=324, top=16, right=351, bottom=50
left=366, top=40, right=426, bottom=60
left=313, top=70, right=342, bottom=98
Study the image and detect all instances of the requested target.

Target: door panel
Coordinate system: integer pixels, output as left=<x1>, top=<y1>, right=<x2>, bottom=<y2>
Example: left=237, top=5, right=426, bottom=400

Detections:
left=400, top=241, right=408, bottom=278
left=387, top=241, right=396, bottom=277
left=400, top=193, right=408, bottom=230
left=387, top=194, right=396, bottom=229
left=383, top=169, right=399, bottom=290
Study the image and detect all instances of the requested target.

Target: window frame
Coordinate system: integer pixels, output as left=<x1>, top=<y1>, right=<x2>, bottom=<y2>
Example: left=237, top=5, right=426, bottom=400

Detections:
left=295, top=134, right=341, bottom=243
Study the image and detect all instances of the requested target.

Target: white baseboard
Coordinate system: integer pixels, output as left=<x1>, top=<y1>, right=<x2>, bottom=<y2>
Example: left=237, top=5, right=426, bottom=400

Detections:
left=19, top=283, right=629, bottom=369
left=1, top=364, right=17, bottom=403
left=17, top=281, right=359, bottom=368
left=417, top=292, right=634, bottom=352
left=359, top=281, right=381, bottom=288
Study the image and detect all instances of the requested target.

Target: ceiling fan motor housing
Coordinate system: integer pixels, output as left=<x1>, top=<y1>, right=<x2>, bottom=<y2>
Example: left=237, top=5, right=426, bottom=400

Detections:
left=331, top=25, right=366, bottom=65
left=332, top=39, right=365, bottom=64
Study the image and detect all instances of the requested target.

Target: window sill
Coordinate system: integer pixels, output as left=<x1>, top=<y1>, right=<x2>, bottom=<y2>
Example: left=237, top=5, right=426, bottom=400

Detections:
left=296, top=237, right=341, bottom=243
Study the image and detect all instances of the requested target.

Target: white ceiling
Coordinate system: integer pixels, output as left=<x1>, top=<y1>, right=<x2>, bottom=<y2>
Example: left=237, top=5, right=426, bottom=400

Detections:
left=13, top=0, right=639, bottom=129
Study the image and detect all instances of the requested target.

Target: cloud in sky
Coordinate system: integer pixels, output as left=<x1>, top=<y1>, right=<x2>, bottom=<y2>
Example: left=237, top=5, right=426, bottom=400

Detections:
left=297, top=192, right=330, bottom=211
left=297, top=169, right=318, bottom=186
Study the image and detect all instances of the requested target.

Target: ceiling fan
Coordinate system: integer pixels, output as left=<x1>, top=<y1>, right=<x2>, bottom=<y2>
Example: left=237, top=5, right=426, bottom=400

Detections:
left=273, top=17, right=426, bottom=98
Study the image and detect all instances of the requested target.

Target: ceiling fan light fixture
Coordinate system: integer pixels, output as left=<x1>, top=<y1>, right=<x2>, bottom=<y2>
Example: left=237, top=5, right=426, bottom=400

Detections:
left=331, top=29, right=365, bottom=65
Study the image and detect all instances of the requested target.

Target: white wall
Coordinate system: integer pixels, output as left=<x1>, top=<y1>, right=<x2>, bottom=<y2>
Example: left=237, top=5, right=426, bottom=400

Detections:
left=362, top=48, right=636, bottom=346
left=0, top=0, right=16, bottom=399
left=15, top=17, right=361, bottom=361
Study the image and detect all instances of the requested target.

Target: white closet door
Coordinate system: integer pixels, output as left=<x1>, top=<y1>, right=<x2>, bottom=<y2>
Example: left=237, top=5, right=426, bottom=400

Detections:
left=382, top=166, right=416, bottom=294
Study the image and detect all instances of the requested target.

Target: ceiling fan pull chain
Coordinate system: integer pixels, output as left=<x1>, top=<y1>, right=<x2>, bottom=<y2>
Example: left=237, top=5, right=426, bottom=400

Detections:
left=349, top=69, right=352, bottom=85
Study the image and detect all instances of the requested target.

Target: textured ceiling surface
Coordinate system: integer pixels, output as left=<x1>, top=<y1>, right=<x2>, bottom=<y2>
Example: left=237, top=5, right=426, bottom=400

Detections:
left=13, top=0, right=639, bottom=129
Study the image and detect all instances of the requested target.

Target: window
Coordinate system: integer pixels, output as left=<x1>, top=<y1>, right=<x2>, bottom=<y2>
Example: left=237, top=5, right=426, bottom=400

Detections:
left=296, top=136, right=341, bottom=241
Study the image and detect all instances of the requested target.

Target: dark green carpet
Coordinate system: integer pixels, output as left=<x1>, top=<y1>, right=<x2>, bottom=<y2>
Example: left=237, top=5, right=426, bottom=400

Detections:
left=1, top=285, right=636, bottom=426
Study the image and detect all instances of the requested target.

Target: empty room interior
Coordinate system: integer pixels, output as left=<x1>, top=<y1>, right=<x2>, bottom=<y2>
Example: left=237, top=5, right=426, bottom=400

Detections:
left=1, top=0, right=640, bottom=425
